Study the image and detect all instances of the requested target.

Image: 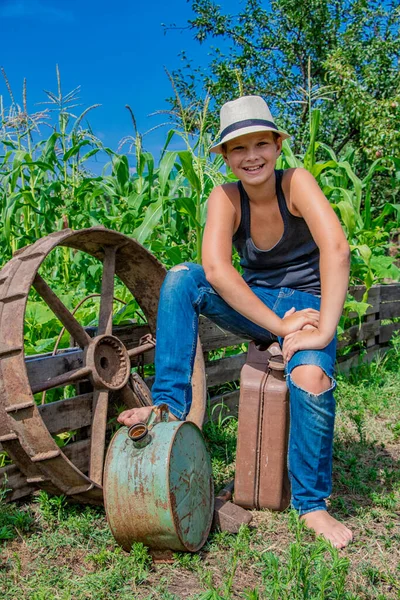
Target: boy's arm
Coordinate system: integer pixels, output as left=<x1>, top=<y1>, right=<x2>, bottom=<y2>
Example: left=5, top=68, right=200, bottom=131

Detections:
left=202, top=184, right=320, bottom=337
left=282, top=168, right=350, bottom=361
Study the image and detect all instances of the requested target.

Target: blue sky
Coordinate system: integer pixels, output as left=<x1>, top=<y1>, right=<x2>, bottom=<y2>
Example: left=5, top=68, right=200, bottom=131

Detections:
left=0, top=0, right=238, bottom=167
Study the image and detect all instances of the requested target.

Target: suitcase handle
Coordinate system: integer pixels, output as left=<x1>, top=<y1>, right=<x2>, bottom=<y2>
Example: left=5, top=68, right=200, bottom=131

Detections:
left=269, top=356, right=285, bottom=371
left=248, top=342, right=286, bottom=371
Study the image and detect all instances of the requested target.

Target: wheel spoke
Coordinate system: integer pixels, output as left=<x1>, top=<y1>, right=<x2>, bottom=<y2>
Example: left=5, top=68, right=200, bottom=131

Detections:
left=89, top=389, right=109, bottom=486
left=98, top=246, right=117, bottom=336
left=118, top=383, right=138, bottom=409
left=31, top=366, right=92, bottom=394
left=33, top=274, right=92, bottom=349
left=118, top=377, right=152, bottom=409
left=127, top=344, right=154, bottom=361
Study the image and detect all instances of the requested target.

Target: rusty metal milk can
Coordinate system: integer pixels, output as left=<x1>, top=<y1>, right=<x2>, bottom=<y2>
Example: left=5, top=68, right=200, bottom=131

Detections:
left=103, top=405, right=214, bottom=552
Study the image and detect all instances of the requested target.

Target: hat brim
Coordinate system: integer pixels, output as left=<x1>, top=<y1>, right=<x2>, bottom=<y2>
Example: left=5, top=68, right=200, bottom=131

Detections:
left=210, top=125, right=290, bottom=154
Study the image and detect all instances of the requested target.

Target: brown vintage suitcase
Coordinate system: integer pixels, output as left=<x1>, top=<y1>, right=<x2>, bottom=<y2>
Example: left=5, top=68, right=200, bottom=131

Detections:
left=234, top=342, right=291, bottom=511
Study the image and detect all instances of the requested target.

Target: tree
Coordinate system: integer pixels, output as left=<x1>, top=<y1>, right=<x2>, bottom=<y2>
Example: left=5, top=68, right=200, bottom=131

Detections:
left=167, top=0, right=399, bottom=167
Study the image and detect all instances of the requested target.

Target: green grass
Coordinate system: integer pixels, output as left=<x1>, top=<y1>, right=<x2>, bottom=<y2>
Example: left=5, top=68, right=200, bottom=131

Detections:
left=1, top=338, right=399, bottom=599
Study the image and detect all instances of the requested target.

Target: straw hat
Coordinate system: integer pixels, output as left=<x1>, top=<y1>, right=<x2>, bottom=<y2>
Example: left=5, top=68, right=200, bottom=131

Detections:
left=210, top=95, right=290, bottom=154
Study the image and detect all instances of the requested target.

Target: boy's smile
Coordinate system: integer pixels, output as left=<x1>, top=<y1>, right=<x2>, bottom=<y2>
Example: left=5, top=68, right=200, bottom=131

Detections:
left=222, top=131, right=282, bottom=186
left=243, top=164, right=264, bottom=173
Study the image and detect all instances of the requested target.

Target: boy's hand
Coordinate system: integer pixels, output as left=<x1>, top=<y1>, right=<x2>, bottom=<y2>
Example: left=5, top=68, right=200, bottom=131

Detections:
left=282, top=328, right=331, bottom=362
left=280, top=307, right=320, bottom=337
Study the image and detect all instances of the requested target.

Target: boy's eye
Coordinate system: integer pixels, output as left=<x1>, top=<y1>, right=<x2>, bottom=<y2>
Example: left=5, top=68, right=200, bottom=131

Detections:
left=232, top=146, right=244, bottom=151
left=258, top=141, right=269, bottom=146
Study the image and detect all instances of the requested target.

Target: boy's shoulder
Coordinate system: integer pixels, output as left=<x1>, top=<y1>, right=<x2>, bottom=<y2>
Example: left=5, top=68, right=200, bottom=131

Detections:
left=219, top=181, right=239, bottom=192
left=281, top=167, right=310, bottom=182
left=207, top=182, right=241, bottom=217
left=211, top=181, right=240, bottom=201
left=281, top=168, right=317, bottom=199
left=281, top=167, right=316, bottom=182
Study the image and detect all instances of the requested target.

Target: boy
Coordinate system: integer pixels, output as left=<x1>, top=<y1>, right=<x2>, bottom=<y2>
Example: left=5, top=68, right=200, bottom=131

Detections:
left=119, top=96, right=352, bottom=548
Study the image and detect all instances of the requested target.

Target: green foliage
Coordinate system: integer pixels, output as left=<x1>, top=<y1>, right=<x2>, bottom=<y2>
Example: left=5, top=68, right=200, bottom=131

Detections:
left=87, top=542, right=151, bottom=586
left=168, top=0, right=399, bottom=166
left=149, top=79, right=227, bottom=263
left=1, top=68, right=397, bottom=289
left=277, top=109, right=400, bottom=304
left=0, top=66, right=106, bottom=257
left=0, top=347, right=399, bottom=597
left=0, top=69, right=398, bottom=379
left=203, top=405, right=238, bottom=489
left=0, top=69, right=226, bottom=268
left=336, top=331, right=400, bottom=427
left=0, top=481, right=34, bottom=541
left=165, top=0, right=400, bottom=228
left=36, top=491, right=69, bottom=524
left=260, top=530, right=351, bottom=599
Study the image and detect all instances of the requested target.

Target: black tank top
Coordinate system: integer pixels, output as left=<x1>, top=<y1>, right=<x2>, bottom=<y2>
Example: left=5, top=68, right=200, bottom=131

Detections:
left=232, top=170, right=321, bottom=295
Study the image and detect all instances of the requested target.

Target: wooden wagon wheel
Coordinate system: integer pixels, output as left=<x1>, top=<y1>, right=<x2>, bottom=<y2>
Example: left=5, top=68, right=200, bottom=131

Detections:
left=0, top=227, right=206, bottom=504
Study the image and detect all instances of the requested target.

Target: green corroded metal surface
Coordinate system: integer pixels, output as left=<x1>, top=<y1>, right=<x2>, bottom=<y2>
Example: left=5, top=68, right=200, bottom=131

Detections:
left=168, top=423, right=214, bottom=550
left=103, top=421, right=213, bottom=552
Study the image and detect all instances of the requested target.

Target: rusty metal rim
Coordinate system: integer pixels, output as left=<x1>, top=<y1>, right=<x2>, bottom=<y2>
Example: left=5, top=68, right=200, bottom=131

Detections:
left=0, top=227, right=207, bottom=503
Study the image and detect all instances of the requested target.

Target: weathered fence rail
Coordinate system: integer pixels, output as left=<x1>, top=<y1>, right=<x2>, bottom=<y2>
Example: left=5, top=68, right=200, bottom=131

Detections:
left=1, top=283, right=399, bottom=502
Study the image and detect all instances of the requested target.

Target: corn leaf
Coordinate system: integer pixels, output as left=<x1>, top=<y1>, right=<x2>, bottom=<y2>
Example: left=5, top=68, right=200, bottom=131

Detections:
left=132, top=198, right=163, bottom=244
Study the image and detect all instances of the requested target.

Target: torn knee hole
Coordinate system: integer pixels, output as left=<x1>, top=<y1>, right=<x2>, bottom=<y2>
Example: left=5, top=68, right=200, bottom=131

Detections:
left=170, top=265, right=189, bottom=272
left=290, top=365, right=332, bottom=395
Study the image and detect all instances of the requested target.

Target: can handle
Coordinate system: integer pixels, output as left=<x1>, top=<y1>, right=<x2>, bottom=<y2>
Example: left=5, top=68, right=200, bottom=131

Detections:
left=147, top=403, right=169, bottom=429
left=127, top=404, right=169, bottom=447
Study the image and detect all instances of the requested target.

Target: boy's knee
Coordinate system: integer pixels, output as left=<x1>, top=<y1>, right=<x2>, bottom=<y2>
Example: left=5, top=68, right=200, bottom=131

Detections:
left=165, top=263, right=192, bottom=286
left=167, top=262, right=205, bottom=283
left=290, top=365, right=331, bottom=395
left=170, top=264, right=190, bottom=272
left=162, top=263, right=203, bottom=297
left=168, top=263, right=202, bottom=277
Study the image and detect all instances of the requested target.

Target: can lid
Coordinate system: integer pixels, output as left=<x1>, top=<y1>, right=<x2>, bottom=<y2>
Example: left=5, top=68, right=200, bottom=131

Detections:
left=128, top=422, right=148, bottom=441
left=168, top=422, right=214, bottom=552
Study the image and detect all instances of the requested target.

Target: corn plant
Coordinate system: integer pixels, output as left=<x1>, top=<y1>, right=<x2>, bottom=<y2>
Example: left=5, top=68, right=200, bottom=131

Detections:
left=148, top=75, right=226, bottom=263
left=1, top=74, right=398, bottom=363
left=0, top=67, right=104, bottom=258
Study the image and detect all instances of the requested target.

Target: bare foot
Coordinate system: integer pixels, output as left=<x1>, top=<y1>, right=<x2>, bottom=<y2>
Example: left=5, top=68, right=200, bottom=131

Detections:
left=300, top=510, right=353, bottom=549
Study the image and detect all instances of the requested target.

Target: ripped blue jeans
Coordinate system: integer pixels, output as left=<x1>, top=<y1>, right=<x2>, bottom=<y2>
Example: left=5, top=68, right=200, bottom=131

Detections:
left=152, top=263, right=337, bottom=515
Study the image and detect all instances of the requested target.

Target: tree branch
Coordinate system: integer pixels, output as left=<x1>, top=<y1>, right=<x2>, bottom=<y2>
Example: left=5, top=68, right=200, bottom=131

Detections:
left=335, top=127, right=358, bottom=155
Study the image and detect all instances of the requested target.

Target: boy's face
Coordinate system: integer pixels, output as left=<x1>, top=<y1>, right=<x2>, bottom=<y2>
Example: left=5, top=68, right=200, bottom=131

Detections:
left=222, top=131, right=282, bottom=186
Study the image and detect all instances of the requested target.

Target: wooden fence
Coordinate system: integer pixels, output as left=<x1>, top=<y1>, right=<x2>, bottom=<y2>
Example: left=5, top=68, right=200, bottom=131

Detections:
left=1, top=283, right=399, bottom=502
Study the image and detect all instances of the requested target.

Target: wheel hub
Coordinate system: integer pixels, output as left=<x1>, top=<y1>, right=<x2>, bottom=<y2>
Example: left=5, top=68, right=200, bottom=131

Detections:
left=86, top=335, right=130, bottom=391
